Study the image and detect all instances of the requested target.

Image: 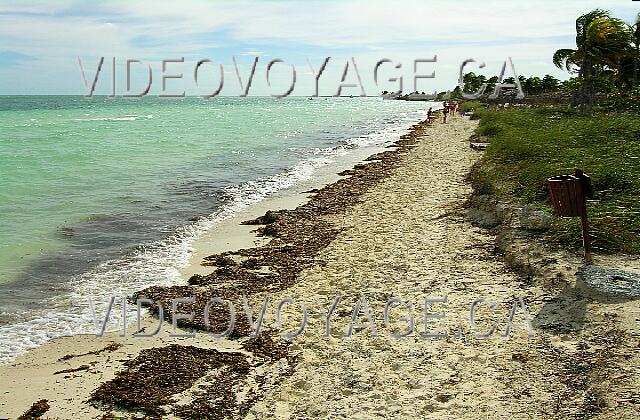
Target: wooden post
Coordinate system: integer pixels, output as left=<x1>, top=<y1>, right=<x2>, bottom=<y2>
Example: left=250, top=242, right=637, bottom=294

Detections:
left=575, top=169, right=593, bottom=265
left=580, top=203, right=592, bottom=264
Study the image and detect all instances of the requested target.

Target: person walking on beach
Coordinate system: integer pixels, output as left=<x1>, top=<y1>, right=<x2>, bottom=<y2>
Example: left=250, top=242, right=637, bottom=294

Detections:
left=442, top=102, right=449, bottom=123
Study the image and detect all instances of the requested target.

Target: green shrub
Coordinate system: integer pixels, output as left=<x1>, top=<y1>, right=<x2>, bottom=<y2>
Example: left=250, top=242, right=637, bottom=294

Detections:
left=460, top=101, right=486, bottom=111
left=472, top=106, right=640, bottom=254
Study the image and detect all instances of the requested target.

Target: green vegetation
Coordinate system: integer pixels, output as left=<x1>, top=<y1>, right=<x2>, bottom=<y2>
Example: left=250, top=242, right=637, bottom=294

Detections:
left=441, top=10, right=640, bottom=106
left=470, top=106, right=640, bottom=254
left=466, top=9, right=640, bottom=255
left=554, top=9, right=640, bottom=108
left=436, top=73, right=570, bottom=100
left=459, top=101, right=485, bottom=111
left=463, top=73, right=564, bottom=96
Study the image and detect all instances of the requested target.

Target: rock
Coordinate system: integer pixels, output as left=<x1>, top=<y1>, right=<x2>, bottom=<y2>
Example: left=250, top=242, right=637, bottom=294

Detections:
left=466, top=194, right=504, bottom=227
left=579, top=266, right=640, bottom=298
left=519, top=205, right=551, bottom=230
left=241, top=210, right=281, bottom=225
left=188, top=274, right=206, bottom=285
left=496, top=230, right=539, bottom=281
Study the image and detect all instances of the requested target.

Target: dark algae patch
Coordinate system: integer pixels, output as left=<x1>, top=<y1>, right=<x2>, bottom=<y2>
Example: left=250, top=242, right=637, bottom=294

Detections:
left=58, top=341, right=121, bottom=362
left=90, top=344, right=250, bottom=417
left=54, top=364, right=91, bottom=375
left=18, top=399, right=50, bottom=419
left=174, top=334, right=294, bottom=419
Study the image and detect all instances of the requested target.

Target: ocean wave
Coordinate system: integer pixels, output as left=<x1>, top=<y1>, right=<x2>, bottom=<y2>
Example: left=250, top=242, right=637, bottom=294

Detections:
left=0, top=152, right=337, bottom=364
left=73, top=114, right=153, bottom=122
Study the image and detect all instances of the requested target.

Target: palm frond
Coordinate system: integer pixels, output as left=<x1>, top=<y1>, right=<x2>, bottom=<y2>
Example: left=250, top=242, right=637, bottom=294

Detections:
left=576, top=9, right=611, bottom=46
left=553, top=48, right=576, bottom=70
left=586, top=17, right=632, bottom=43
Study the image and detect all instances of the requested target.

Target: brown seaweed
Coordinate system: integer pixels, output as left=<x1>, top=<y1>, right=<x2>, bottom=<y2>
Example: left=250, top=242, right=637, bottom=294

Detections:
left=18, top=399, right=50, bottom=419
left=58, top=341, right=121, bottom=362
left=90, top=344, right=249, bottom=417
left=53, top=364, right=91, bottom=375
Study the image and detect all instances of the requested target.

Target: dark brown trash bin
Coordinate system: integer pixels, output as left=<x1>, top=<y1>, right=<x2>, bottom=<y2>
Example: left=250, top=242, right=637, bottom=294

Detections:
left=547, top=175, right=584, bottom=217
left=546, top=169, right=593, bottom=264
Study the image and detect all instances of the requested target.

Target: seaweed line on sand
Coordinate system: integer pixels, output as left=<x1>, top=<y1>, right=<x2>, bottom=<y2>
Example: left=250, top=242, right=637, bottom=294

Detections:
left=90, top=118, right=435, bottom=417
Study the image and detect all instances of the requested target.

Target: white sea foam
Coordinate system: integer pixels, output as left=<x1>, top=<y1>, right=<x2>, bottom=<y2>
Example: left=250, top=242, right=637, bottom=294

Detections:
left=73, top=115, right=153, bottom=122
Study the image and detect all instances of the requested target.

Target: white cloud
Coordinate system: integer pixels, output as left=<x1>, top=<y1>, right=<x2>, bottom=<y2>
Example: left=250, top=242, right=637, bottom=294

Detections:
left=0, top=0, right=638, bottom=94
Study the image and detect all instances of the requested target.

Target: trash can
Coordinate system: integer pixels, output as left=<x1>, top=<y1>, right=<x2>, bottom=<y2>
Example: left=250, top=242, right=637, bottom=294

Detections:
left=547, top=169, right=593, bottom=264
left=547, top=175, right=584, bottom=217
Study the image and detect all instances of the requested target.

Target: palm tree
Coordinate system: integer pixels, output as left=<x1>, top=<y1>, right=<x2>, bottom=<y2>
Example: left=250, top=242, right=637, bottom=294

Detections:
left=613, top=14, right=640, bottom=90
left=553, top=9, right=632, bottom=107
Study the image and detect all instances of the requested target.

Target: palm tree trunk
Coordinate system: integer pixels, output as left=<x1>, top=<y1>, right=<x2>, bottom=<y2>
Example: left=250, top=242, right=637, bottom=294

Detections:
left=578, top=56, right=593, bottom=109
left=634, top=42, right=639, bottom=88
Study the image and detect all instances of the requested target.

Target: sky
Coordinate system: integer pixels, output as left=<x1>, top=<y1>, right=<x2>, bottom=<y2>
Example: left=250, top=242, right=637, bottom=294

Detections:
left=0, top=0, right=638, bottom=96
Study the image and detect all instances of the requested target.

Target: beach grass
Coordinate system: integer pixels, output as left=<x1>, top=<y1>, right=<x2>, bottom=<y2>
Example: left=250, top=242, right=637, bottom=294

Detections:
left=469, top=105, right=640, bottom=254
left=459, top=101, right=486, bottom=111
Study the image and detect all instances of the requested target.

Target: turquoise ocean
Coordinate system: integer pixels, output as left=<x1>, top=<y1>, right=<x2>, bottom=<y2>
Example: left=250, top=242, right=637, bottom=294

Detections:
left=0, top=96, right=435, bottom=363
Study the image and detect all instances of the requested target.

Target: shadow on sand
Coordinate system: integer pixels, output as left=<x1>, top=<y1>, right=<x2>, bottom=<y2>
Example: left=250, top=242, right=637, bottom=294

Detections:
left=532, top=265, right=640, bottom=334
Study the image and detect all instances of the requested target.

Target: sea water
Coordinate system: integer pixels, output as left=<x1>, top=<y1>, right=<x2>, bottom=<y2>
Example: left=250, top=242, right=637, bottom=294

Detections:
left=0, top=95, right=436, bottom=363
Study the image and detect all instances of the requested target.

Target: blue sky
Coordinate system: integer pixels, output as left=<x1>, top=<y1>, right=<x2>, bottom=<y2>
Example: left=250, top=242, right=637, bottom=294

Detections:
left=0, top=0, right=638, bottom=95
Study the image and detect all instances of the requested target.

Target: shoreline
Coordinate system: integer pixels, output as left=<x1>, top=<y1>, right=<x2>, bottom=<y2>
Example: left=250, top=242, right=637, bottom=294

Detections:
left=0, top=113, right=439, bottom=418
left=5, top=111, right=637, bottom=418
left=0, top=98, right=436, bottom=369
left=180, top=135, right=411, bottom=279
left=0, top=106, right=431, bottom=368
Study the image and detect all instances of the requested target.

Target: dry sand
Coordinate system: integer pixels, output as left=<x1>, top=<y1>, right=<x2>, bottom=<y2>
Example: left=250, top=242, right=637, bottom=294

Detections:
left=1, top=115, right=639, bottom=419
left=246, top=115, right=639, bottom=418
